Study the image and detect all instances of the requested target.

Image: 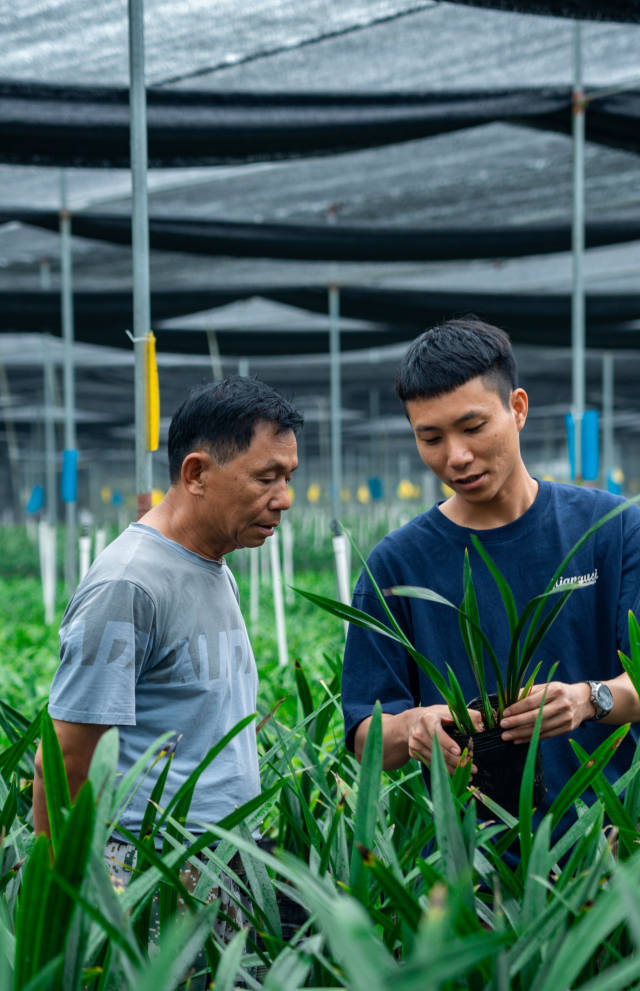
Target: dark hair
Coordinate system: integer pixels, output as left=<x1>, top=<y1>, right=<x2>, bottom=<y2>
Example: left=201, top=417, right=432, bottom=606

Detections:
left=168, top=376, right=304, bottom=483
left=394, top=316, right=517, bottom=408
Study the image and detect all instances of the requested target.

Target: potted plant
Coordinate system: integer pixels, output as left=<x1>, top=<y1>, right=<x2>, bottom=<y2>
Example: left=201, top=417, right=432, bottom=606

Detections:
left=295, top=497, right=640, bottom=817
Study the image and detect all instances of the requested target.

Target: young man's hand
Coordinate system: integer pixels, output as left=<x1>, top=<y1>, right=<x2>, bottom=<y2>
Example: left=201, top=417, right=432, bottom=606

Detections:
left=499, top=681, right=593, bottom=742
left=406, top=704, right=484, bottom=774
left=355, top=705, right=483, bottom=775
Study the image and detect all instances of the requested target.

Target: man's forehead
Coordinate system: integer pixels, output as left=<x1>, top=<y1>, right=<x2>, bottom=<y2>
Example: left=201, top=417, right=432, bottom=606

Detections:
left=407, top=381, right=502, bottom=426
left=235, top=424, right=298, bottom=464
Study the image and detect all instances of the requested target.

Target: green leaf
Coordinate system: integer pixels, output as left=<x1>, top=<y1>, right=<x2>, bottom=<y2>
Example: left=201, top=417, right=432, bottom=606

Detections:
left=529, top=856, right=640, bottom=991
left=512, top=587, right=575, bottom=700
left=445, top=666, right=476, bottom=734
left=292, top=586, right=412, bottom=647
left=16, top=957, right=65, bottom=991
left=235, top=824, right=281, bottom=942
left=549, top=724, right=630, bottom=830
left=571, top=739, right=638, bottom=859
left=88, top=727, right=119, bottom=857
left=207, top=926, right=248, bottom=991
left=109, top=731, right=174, bottom=831
left=293, top=658, right=314, bottom=720
left=39, top=709, right=71, bottom=858
left=619, top=610, right=640, bottom=700
left=0, top=702, right=44, bottom=779
left=297, top=578, right=456, bottom=709
left=360, top=846, right=422, bottom=933
left=429, top=736, right=474, bottom=911
left=390, top=585, right=503, bottom=706
left=470, top=533, right=519, bottom=640
left=518, top=495, right=640, bottom=691
left=458, top=550, right=493, bottom=725
left=350, top=701, right=383, bottom=901
left=154, top=712, right=257, bottom=837
left=319, top=794, right=346, bottom=877
left=132, top=903, right=223, bottom=991
left=13, top=834, right=52, bottom=989
left=517, top=674, right=549, bottom=874
left=38, top=781, right=96, bottom=976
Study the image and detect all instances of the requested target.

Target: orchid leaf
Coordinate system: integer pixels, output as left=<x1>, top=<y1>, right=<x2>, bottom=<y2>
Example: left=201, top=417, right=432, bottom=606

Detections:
left=470, top=533, right=519, bottom=640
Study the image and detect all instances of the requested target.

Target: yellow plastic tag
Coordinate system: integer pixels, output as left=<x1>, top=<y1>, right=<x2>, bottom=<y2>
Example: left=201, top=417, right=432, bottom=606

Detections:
left=145, top=331, right=160, bottom=452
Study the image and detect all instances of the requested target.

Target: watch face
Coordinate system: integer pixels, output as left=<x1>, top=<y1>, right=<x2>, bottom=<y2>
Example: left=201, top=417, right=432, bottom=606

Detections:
left=595, top=683, right=613, bottom=715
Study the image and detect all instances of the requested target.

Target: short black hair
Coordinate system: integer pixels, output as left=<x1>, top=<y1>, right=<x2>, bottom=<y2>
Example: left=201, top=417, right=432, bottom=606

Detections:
left=168, top=376, right=304, bottom=483
left=394, top=316, right=517, bottom=408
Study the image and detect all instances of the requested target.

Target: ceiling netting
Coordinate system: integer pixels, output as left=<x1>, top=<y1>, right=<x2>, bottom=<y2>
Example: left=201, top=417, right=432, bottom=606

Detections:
left=1, top=0, right=639, bottom=503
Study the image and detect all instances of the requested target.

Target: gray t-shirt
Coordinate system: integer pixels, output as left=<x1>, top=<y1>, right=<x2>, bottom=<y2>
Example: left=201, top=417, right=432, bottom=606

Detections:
left=49, top=523, right=260, bottom=837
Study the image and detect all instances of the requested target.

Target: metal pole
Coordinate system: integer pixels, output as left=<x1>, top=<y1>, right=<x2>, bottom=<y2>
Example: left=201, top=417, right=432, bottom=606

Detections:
left=571, top=22, right=586, bottom=482
left=329, top=284, right=342, bottom=523
left=602, top=351, right=614, bottom=487
left=128, top=0, right=153, bottom=519
left=41, top=262, right=58, bottom=532
left=60, top=171, right=77, bottom=593
left=238, top=358, right=249, bottom=378
left=42, top=338, right=58, bottom=605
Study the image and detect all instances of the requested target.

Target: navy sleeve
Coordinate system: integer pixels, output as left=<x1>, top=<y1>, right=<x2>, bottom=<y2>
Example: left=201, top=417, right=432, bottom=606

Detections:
left=341, top=555, right=420, bottom=753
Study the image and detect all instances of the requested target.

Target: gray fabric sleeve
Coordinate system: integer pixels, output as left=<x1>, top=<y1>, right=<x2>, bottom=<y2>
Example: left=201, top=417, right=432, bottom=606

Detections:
left=48, top=579, right=155, bottom=725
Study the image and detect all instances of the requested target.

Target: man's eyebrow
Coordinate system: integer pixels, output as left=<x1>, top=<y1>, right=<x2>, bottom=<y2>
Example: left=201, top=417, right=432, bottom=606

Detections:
left=256, top=459, right=298, bottom=472
left=414, top=410, right=484, bottom=432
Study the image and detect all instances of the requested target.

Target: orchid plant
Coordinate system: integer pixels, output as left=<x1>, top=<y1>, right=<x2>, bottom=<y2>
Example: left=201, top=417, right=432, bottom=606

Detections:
left=295, top=495, right=640, bottom=736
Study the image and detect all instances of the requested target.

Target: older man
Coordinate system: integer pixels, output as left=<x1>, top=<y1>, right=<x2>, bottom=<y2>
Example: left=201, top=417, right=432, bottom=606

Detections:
left=34, top=376, right=301, bottom=859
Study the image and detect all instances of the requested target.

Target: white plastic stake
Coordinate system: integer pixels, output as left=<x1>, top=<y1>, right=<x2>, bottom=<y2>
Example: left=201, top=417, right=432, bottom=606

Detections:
left=38, top=520, right=56, bottom=625
left=260, top=540, right=270, bottom=583
left=332, top=532, right=350, bottom=637
left=95, top=526, right=107, bottom=557
left=281, top=519, right=294, bottom=605
left=269, top=529, right=288, bottom=667
left=250, top=547, right=259, bottom=631
left=79, top=534, right=92, bottom=581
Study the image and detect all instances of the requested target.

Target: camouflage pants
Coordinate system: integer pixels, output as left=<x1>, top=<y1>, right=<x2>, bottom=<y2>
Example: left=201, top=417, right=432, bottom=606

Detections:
left=104, top=838, right=247, bottom=989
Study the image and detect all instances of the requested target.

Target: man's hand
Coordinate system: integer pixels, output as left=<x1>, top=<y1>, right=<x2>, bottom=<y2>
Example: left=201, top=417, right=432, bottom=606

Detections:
left=406, top=704, right=484, bottom=774
left=354, top=704, right=484, bottom=776
left=500, top=681, right=592, bottom=743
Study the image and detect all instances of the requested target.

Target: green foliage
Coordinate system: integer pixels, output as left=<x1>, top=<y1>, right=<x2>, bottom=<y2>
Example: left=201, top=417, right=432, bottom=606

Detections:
left=0, top=524, right=640, bottom=988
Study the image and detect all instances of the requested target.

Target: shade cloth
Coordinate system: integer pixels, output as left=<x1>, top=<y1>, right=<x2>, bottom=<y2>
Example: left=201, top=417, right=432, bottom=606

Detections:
left=1, top=82, right=638, bottom=168
left=3, top=210, right=640, bottom=262
left=447, top=1, right=640, bottom=23
left=2, top=288, right=638, bottom=354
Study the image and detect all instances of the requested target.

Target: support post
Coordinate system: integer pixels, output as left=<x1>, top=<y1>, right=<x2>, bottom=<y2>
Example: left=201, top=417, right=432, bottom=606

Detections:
left=42, top=334, right=58, bottom=612
left=329, top=284, right=342, bottom=524
left=60, top=171, right=77, bottom=593
left=571, top=21, right=586, bottom=482
left=128, top=0, right=153, bottom=519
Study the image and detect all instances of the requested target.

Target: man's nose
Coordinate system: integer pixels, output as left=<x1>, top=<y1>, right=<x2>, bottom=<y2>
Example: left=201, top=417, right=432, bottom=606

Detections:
left=446, top=438, right=473, bottom=470
left=270, top=479, right=292, bottom=510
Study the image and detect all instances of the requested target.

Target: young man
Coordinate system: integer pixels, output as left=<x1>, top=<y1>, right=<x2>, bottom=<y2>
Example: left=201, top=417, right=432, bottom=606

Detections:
left=342, top=318, right=640, bottom=822
left=34, top=375, right=302, bottom=853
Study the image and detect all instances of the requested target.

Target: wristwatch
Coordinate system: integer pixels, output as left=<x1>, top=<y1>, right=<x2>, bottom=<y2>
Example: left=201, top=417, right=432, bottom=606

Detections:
left=585, top=680, right=614, bottom=721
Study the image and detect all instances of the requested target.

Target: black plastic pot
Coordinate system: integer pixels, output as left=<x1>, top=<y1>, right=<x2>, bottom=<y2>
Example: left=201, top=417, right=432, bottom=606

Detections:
left=447, top=695, right=546, bottom=818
